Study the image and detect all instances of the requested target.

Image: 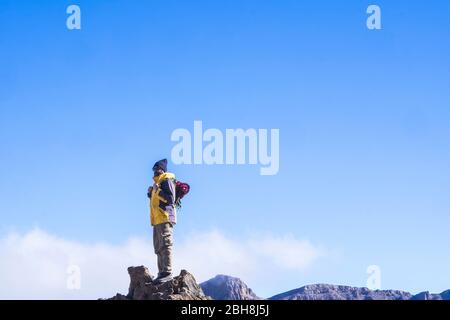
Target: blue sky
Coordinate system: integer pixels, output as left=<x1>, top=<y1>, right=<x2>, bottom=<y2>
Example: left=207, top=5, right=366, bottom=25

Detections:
left=0, top=0, right=450, bottom=298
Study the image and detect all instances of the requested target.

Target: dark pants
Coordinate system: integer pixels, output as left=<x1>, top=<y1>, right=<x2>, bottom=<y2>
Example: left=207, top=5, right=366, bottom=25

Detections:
left=153, top=222, right=173, bottom=274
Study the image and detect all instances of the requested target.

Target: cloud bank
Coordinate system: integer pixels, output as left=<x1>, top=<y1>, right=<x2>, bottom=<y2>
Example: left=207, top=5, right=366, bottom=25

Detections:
left=0, top=228, right=325, bottom=299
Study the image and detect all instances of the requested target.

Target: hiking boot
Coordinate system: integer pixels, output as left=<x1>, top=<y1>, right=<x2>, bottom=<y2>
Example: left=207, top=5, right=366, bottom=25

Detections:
left=153, top=272, right=173, bottom=284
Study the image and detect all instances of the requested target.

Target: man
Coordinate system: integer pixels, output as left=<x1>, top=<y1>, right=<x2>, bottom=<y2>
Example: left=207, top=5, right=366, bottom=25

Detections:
left=147, top=159, right=177, bottom=284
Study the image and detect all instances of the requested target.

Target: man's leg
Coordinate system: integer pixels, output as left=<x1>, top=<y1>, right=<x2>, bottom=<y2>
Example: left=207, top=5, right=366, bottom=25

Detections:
left=153, top=225, right=163, bottom=274
left=159, top=222, right=173, bottom=274
left=157, top=252, right=164, bottom=274
left=153, top=223, right=173, bottom=283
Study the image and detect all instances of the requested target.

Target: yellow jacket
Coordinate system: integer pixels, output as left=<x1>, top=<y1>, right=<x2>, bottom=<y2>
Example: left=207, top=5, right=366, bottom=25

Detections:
left=150, top=172, right=177, bottom=226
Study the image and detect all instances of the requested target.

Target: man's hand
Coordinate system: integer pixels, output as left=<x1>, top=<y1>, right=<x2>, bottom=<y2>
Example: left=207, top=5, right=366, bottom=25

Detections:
left=147, top=184, right=159, bottom=198
left=147, top=186, right=153, bottom=198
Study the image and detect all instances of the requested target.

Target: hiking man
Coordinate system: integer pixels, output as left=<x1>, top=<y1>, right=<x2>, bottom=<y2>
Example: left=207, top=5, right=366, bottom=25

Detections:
left=147, top=159, right=177, bottom=284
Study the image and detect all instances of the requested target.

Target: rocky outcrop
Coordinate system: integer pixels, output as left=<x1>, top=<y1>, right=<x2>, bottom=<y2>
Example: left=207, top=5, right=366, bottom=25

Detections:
left=268, top=284, right=413, bottom=300
left=200, top=275, right=261, bottom=300
left=108, top=266, right=211, bottom=300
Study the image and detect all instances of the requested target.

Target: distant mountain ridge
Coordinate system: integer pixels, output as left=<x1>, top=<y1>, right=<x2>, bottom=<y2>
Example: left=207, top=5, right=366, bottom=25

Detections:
left=270, top=284, right=450, bottom=300
left=200, top=275, right=260, bottom=300
left=201, top=276, right=450, bottom=301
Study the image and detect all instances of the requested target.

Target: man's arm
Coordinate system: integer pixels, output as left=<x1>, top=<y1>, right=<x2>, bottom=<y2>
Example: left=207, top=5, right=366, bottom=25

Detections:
left=158, top=179, right=176, bottom=205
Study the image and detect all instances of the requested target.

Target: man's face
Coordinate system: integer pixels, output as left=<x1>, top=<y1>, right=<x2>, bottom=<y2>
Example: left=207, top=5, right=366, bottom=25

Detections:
left=153, top=168, right=164, bottom=177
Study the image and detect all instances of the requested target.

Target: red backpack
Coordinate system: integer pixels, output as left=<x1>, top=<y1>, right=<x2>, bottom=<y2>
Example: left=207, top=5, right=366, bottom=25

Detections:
left=175, top=180, right=190, bottom=209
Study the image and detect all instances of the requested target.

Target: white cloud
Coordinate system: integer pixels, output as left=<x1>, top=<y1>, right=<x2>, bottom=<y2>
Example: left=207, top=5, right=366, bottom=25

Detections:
left=249, top=234, right=324, bottom=270
left=0, top=228, right=325, bottom=299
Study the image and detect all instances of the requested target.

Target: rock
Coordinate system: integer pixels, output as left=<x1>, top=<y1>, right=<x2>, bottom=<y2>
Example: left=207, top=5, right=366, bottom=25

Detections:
left=200, top=275, right=261, bottom=300
left=108, top=266, right=211, bottom=300
left=268, top=284, right=413, bottom=300
left=108, top=293, right=129, bottom=300
left=127, top=266, right=154, bottom=299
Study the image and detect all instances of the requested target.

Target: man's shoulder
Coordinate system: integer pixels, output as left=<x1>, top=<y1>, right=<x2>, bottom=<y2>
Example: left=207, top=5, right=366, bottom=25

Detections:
left=161, top=172, right=175, bottom=179
left=160, top=174, right=176, bottom=188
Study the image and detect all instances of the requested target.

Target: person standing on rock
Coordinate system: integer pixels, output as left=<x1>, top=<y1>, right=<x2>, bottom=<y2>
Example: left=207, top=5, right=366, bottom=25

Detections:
left=147, top=159, right=176, bottom=284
